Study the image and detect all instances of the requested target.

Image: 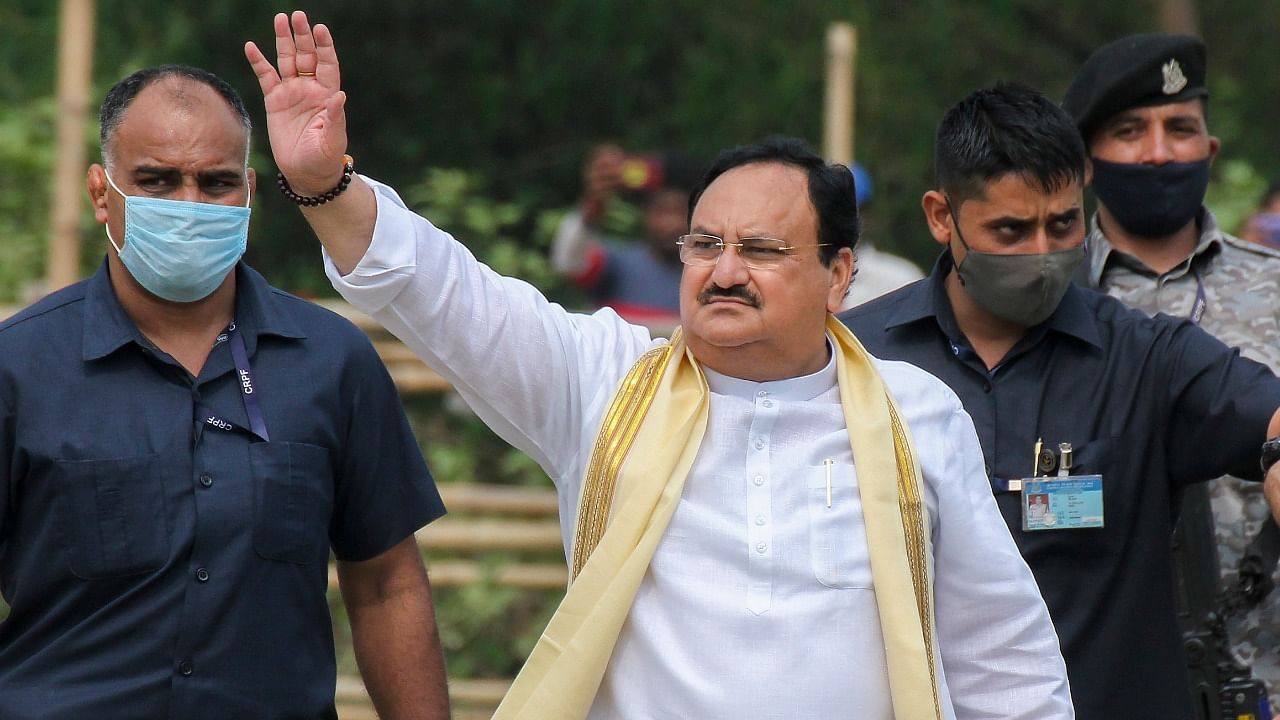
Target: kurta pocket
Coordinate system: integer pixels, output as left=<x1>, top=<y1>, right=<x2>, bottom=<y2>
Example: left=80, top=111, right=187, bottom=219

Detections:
left=806, top=463, right=874, bottom=589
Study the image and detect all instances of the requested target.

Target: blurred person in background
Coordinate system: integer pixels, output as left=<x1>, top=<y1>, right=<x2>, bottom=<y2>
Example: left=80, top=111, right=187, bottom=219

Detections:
left=1239, top=178, right=1280, bottom=251
left=841, top=162, right=924, bottom=309
left=551, top=144, right=702, bottom=325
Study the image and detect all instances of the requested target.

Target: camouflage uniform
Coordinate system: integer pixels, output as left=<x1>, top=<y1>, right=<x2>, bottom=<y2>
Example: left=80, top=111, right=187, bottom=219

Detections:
left=1086, top=208, right=1280, bottom=706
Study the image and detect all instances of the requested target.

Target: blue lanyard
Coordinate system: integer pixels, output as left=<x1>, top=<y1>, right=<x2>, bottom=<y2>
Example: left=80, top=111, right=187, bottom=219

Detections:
left=195, top=322, right=270, bottom=442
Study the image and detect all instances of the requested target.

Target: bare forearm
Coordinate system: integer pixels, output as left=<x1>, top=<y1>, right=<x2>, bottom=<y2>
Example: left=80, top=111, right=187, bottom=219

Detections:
left=339, top=538, right=451, bottom=720
left=297, top=175, right=379, bottom=276
left=347, top=586, right=450, bottom=720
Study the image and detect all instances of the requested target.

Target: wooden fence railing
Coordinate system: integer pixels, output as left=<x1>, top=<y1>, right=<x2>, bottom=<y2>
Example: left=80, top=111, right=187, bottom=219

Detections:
left=331, top=482, right=565, bottom=720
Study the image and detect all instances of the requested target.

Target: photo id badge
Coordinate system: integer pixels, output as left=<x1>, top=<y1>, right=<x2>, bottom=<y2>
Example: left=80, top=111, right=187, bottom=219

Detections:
left=1021, top=476, right=1104, bottom=531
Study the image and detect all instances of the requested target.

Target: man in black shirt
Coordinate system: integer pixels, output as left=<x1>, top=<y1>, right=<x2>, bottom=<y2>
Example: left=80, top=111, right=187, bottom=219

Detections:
left=0, top=65, right=449, bottom=719
left=841, top=83, right=1280, bottom=719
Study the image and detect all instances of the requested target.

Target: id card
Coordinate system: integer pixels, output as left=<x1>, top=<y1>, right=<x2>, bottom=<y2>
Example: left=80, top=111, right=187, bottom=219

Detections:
left=1021, top=476, right=1104, bottom=531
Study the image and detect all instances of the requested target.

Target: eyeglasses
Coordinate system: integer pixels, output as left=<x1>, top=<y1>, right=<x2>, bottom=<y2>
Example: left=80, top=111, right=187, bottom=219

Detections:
left=675, top=233, right=831, bottom=270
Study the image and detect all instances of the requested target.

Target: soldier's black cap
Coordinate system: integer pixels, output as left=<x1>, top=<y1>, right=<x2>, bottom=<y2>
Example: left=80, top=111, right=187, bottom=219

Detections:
left=1063, top=33, right=1208, bottom=145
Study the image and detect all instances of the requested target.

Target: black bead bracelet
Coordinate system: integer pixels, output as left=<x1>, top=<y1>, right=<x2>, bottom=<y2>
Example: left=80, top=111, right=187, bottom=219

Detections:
left=277, top=154, right=354, bottom=206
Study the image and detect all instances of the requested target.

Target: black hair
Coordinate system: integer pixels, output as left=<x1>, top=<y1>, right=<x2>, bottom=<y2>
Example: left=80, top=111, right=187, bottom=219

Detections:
left=688, top=135, right=859, bottom=266
left=99, top=65, right=252, bottom=166
left=935, top=83, right=1085, bottom=207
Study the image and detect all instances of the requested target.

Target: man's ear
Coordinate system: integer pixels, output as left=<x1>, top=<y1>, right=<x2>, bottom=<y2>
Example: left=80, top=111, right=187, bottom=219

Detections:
left=1207, top=135, right=1221, bottom=165
left=922, top=190, right=953, bottom=249
left=825, top=246, right=855, bottom=313
left=87, top=164, right=109, bottom=225
left=247, top=167, right=258, bottom=201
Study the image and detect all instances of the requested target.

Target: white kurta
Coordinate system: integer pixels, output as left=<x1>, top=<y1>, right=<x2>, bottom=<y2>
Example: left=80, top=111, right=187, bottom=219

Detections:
left=326, top=179, right=1074, bottom=719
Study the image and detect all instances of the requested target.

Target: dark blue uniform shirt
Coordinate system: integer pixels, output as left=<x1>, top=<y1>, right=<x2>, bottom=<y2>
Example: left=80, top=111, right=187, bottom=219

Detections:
left=0, top=262, right=445, bottom=720
left=841, top=251, right=1280, bottom=720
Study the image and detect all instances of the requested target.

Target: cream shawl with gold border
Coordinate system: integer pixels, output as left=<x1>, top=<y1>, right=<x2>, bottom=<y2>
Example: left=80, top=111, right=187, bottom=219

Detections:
left=493, top=316, right=942, bottom=719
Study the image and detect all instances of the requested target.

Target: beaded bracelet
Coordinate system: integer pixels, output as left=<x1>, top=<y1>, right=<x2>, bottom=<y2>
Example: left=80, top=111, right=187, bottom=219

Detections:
left=277, top=154, right=355, bottom=206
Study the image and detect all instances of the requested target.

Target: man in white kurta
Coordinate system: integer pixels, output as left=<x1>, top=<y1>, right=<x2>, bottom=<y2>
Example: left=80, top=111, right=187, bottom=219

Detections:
left=326, top=180, right=1071, bottom=718
left=246, top=11, right=1072, bottom=718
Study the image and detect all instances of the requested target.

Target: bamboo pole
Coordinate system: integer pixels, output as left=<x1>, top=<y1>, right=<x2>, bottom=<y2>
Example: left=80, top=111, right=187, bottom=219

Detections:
left=822, top=23, right=857, bottom=166
left=47, top=0, right=96, bottom=293
left=1157, top=0, right=1199, bottom=35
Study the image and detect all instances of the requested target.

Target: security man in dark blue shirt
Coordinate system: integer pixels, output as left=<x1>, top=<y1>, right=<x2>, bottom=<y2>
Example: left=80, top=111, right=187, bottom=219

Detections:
left=841, top=84, right=1280, bottom=719
left=0, top=66, right=448, bottom=719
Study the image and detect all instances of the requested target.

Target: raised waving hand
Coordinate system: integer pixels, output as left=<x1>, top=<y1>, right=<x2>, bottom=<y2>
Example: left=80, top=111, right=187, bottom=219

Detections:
left=244, top=10, right=376, bottom=274
left=244, top=11, right=348, bottom=195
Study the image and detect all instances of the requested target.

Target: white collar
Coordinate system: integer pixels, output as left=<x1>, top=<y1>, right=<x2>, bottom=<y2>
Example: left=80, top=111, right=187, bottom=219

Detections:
left=701, top=337, right=837, bottom=401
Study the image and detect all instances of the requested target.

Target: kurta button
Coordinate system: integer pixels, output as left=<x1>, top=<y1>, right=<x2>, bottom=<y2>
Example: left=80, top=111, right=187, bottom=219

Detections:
left=755, top=515, right=766, bottom=526
left=754, top=439, right=765, bottom=450
left=177, top=660, right=193, bottom=676
left=199, top=473, right=213, bottom=488
left=762, top=399, right=774, bottom=408
left=195, top=567, right=210, bottom=583
left=752, top=475, right=765, bottom=486
left=755, top=543, right=767, bottom=553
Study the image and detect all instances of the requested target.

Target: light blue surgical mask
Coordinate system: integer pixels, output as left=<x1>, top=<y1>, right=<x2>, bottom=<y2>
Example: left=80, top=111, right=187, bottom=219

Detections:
left=104, top=170, right=251, bottom=303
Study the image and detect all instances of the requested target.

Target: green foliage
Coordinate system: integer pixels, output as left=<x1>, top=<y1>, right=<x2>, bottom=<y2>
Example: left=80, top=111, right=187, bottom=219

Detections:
left=1206, top=158, right=1269, bottom=236
left=403, top=168, right=565, bottom=293
left=0, top=97, right=56, bottom=303
left=433, top=572, right=561, bottom=678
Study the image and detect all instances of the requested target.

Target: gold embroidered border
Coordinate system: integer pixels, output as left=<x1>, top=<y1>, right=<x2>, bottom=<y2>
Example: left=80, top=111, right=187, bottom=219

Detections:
left=889, top=398, right=942, bottom=720
left=570, top=337, right=676, bottom=579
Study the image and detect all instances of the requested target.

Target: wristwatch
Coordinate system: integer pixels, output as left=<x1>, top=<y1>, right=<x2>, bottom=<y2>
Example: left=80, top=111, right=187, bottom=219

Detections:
left=1262, top=436, right=1280, bottom=474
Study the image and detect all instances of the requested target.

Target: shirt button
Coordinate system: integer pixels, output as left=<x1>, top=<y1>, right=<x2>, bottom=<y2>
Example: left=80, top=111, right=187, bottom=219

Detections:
left=199, top=473, right=214, bottom=488
left=982, top=381, right=992, bottom=393
left=754, top=515, right=766, bottom=526
left=757, top=390, right=768, bottom=398
left=177, top=660, right=193, bottom=676
left=752, top=475, right=765, bottom=486
left=195, top=567, right=210, bottom=583
left=755, top=542, right=768, bottom=554
left=762, top=399, right=774, bottom=408
left=754, top=439, right=765, bottom=450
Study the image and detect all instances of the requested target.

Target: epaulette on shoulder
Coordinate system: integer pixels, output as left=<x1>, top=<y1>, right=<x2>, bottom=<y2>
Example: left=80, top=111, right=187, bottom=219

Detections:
left=1220, top=232, right=1280, bottom=261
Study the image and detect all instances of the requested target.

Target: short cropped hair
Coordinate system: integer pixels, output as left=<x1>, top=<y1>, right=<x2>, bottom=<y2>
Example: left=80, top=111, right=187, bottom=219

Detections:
left=100, top=65, right=252, bottom=168
left=689, top=135, right=859, bottom=266
left=935, top=83, right=1085, bottom=206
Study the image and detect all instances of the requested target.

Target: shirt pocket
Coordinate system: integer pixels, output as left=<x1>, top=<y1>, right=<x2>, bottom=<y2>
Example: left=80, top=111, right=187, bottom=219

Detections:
left=805, top=463, right=873, bottom=589
left=250, top=442, right=335, bottom=564
left=52, top=453, right=171, bottom=580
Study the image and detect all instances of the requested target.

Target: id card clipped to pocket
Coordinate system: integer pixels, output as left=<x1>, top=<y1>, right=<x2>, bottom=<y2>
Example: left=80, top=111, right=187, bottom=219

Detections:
left=1021, top=476, right=1104, bottom=531
left=1018, top=440, right=1104, bottom=531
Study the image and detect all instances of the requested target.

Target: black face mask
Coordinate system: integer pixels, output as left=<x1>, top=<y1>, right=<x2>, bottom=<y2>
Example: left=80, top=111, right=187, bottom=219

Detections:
left=1089, top=157, right=1210, bottom=238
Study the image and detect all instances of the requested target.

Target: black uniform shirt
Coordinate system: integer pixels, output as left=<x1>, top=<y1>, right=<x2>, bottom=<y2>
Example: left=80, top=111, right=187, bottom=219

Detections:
left=0, top=262, right=445, bottom=720
left=840, top=251, right=1280, bottom=720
